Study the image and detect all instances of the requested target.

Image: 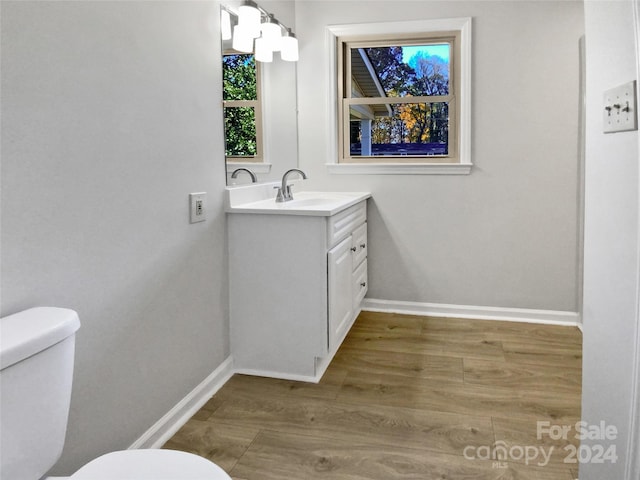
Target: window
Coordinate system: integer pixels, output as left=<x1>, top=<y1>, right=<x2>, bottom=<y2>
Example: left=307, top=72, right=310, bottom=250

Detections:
left=223, top=53, right=263, bottom=162
left=328, top=18, right=472, bottom=174
left=340, top=36, right=456, bottom=161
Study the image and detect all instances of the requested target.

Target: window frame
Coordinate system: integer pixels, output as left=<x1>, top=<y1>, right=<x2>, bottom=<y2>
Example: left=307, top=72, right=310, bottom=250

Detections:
left=223, top=52, right=264, bottom=164
left=325, top=18, right=472, bottom=175
left=339, top=33, right=459, bottom=164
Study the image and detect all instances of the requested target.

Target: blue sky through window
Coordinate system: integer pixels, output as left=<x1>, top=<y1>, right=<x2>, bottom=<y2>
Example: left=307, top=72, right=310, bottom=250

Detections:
left=402, top=44, right=450, bottom=65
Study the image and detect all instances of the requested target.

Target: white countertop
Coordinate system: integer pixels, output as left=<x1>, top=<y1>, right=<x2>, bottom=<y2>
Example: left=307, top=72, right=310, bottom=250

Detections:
left=226, top=189, right=371, bottom=216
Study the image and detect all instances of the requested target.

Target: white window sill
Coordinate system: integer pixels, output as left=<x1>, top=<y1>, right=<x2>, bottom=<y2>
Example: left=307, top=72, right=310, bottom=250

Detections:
left=326, top=163, right=472, bottom=175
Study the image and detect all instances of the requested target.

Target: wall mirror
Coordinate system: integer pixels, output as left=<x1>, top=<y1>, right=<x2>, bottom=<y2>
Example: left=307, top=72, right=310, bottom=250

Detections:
left=222, top=1, right=299, bottom=185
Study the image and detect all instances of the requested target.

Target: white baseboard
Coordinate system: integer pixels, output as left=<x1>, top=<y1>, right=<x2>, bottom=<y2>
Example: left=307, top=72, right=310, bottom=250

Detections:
left=362, top=298, right=580, bottom=327
left=234, top=367, right=321, bottom=384
left=129, top=356, right=234, bottom=450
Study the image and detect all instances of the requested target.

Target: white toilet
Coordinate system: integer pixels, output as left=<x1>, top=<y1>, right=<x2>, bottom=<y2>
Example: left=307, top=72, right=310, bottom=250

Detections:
left=0, top=307, right=232, bottom=480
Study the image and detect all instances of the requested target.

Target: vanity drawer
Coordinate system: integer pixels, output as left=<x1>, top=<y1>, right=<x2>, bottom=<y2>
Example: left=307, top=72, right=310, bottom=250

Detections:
left=351, top=222, right=367, bottom=268
left=327, top=201, right=366, bottom=247
left=352, top=259, right=368, bottom=308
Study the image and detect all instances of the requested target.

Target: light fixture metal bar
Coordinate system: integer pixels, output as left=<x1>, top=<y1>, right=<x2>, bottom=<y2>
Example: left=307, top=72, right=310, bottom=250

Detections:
left=222, top=2, right=295, bottom=38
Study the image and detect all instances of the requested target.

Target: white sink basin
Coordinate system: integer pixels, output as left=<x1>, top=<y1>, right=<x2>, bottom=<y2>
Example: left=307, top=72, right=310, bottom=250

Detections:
left=227, top=190, right=371, bottom=216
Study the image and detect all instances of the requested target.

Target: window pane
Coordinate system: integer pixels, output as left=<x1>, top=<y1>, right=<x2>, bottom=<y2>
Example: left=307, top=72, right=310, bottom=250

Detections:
left=224, top=107, right=257, bottom=156
left=348, top=102, right=449, bottom=157
left=223, top=54, right=257, bottom=101
left=350, top=44, right=450, bottom=98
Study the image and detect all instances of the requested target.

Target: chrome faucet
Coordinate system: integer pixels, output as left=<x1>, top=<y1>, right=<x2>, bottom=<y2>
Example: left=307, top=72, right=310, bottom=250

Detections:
left=230, top=168, right=257, bottom=183
left=275, top=168, right=308, bottom=202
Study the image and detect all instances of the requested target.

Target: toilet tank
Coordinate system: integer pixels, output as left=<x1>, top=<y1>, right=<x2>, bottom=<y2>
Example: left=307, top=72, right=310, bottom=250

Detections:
left=0, top=307, right=81, bottom=480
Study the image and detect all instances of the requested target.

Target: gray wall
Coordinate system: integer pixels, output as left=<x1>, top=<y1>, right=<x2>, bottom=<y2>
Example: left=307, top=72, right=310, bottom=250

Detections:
left=581, top=1, right=639, bottom=477
left=0, top=1, right=228, bottom=474
left=296, top=0, right=584, bottom=312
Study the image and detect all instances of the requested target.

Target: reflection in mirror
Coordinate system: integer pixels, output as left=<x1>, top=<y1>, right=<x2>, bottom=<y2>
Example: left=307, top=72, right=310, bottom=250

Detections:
left=223, top=53, right=262, bottom=160
left=222, top=1, right=298, bottom=185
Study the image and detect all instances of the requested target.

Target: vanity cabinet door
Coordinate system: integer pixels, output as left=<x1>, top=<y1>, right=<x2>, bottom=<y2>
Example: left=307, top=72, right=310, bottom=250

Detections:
left=328, top=236, right=354, bottom=352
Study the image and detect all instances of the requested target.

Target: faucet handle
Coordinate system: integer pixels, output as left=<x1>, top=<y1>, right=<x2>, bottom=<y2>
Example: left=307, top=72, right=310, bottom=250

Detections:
left=274, top=186, right=285, bottom=203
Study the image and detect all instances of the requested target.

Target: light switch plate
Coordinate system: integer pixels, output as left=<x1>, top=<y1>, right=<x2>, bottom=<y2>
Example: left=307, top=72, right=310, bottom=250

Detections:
left=603, top=80, right=637, bottom=133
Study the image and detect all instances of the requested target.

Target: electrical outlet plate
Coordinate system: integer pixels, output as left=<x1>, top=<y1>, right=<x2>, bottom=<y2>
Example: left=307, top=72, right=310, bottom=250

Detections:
left=189, top=192, right=206, bottom=223
left=603, top=80, right=637, bottom=133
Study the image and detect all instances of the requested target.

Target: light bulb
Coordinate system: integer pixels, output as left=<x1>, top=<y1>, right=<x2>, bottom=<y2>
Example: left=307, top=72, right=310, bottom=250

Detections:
left=261, top=15, right=282, bottom=52
left=255, top=37, right=273, bottom=63
left=280, top=31, right=298, bottom=62
left=238, top=1, right=261, bottom=39
left=232, top=24, right=254, bottom=53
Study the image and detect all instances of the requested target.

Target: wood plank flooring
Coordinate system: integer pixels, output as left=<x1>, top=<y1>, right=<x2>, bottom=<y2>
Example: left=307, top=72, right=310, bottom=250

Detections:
left=163, top=311, right=582, bottom=479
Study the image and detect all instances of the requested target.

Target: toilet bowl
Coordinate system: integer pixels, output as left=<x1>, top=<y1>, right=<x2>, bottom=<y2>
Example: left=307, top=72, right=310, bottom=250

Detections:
left=64, top=449, right=230, bottom=479
left=0, top=307, right=231, bottom=480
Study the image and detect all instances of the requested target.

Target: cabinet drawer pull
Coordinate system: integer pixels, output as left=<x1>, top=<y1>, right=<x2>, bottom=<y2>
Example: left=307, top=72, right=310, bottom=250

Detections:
left=351, top=247, right=357, bottom=252
left=360, top=282, right=366, bottom=287
left=360, top=243, right=366, bottom=249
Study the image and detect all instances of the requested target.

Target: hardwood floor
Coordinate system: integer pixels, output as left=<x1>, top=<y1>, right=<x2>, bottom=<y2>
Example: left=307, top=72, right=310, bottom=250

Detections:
left=163, top=311, right=582, bottom=479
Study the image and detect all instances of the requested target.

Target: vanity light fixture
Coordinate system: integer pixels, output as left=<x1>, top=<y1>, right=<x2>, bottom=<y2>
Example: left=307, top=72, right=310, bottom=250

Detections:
left=222, top=2, right=298, bottom=63
left=280, top=28, right=298, bottom=62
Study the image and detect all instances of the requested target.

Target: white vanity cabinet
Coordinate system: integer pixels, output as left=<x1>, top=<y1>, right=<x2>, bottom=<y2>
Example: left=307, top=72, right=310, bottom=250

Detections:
left=228, top=197, right=369, bottom=382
